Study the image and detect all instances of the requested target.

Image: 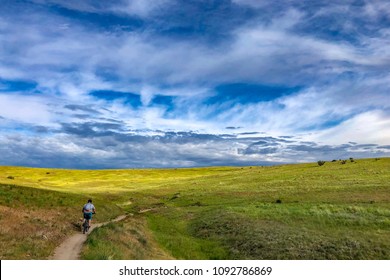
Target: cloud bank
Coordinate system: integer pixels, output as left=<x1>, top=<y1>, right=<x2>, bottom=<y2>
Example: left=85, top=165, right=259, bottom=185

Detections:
left=0, top=0, right=389, bottom=168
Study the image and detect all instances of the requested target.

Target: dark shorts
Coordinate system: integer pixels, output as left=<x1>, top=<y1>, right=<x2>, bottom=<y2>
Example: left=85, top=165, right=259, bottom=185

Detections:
left=84, top=212, right=93, bottom=220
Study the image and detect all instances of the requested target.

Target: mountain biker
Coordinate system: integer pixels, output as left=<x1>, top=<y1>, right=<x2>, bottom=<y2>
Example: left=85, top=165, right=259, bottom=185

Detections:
left=82, top=199, right=96, bottom=229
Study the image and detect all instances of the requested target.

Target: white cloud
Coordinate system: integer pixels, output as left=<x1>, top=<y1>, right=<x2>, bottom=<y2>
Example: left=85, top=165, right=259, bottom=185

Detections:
left=309, top=110, right=390, bottom=146
left=31, top=0, right=172, bottom=18
left=2, top=4, right=388, bottom=97
left=113, top=0, right=172, bottom=18
left=363, top=0, right=390, bottom=19
left=0, top=94, right=52, bottom=125
left=231, top=0, right=269, bottom=8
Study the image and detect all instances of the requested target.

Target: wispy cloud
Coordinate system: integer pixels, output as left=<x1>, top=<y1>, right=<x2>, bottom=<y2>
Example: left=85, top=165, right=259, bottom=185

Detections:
left=30, top=0, right=173, bottom=18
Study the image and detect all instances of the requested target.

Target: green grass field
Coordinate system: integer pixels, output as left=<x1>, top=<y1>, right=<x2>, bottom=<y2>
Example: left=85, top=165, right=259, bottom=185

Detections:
left=1, top=157, right=389, bottom=259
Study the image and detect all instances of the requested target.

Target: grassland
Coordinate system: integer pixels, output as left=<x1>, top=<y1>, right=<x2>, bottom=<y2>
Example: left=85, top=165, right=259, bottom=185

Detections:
left=1, top=157, right=389, bottom=259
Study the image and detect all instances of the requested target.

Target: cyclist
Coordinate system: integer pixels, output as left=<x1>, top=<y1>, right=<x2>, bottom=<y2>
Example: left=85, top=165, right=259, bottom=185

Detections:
left=82, top=199, right=96, bottom=229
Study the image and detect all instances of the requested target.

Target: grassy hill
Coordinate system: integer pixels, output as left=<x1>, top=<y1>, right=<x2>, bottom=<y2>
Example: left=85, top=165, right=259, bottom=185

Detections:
left=0, top=157, right=389, bottom=259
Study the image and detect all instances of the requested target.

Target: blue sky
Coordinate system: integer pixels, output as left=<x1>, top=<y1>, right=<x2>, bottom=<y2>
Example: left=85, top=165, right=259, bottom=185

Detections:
left=0, top=0, right=389, bottom=168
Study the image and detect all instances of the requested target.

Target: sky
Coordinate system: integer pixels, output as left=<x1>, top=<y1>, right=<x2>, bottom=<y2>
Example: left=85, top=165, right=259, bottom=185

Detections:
left=0, top=0, right=389, bottom=168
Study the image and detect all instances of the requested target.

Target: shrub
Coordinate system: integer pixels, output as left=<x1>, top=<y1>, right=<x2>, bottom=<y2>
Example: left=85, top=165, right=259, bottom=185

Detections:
left=317, top=160, right=326, bottom=166
left=170, top=193, right=181, bottom=200
left=7, top=176, right=14, bottom=179
left=350, top=157, right=354, bottom=162
left=341, top=160, right=347, bottom=164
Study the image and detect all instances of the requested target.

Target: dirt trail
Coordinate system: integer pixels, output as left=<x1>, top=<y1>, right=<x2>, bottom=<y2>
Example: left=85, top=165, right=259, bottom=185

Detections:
left=51, top=215, right=127, bottom=260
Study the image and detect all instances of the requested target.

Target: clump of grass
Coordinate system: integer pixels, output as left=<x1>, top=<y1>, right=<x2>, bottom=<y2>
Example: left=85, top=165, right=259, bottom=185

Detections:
left=170, top=193, right=181, bottom=200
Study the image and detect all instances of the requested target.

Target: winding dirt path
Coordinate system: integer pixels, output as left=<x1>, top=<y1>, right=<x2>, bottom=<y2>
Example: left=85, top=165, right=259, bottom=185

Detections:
left=51, top=215, right=127, bottom=260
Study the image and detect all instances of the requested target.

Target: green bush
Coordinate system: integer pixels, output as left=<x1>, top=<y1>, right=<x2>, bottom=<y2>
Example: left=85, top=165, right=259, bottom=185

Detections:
left=317, top=161, right=326, bottom=166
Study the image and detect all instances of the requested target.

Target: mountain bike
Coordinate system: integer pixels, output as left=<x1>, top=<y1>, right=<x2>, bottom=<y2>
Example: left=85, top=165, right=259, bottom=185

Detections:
left=82, top=219, right=90, bottom=234
left=82, top=213, right=94, bottom=234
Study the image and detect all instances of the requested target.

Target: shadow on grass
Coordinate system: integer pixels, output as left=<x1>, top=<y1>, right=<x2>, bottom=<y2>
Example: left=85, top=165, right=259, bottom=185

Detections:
left=71, top=221, right=82, bottom=232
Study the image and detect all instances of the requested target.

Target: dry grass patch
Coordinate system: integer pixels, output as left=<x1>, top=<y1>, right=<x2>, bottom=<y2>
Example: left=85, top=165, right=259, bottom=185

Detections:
left=81, top=215, right=174, bottom=260
left=0, top=205, right=74, bottom=259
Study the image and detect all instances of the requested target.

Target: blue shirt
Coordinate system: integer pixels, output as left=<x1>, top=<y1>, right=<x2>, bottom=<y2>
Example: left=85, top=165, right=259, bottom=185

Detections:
left=83, top=202, right=95, bottom=213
